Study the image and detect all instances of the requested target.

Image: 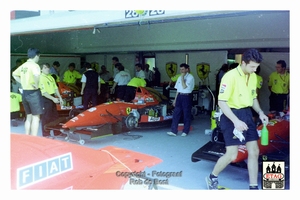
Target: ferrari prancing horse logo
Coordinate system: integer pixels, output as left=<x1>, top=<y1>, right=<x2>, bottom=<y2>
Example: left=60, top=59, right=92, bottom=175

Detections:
left=166, top=62, right=177, bottom=78
left=126, top=107, right=131, bottom=115
left=197, top=63, right=210, bottom=81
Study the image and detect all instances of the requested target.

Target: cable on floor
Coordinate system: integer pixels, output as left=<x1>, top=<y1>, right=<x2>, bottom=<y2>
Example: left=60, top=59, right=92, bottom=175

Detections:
left=121, top=132, right=143, bottom=140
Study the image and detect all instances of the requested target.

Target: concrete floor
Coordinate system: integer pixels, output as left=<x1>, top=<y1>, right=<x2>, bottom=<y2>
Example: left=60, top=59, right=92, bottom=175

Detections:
left=10, top=113, right=289, bottom=190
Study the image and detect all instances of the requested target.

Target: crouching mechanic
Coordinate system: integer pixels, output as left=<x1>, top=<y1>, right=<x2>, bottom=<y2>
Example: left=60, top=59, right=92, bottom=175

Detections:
left=206, top=49, right=269, bottom=190
left=39, top=63, right=63, bottom=138
left=10, top=92, right=23, bottom=127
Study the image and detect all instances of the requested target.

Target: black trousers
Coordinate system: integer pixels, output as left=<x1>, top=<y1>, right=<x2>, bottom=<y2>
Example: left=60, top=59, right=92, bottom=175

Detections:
left=41, top=97, right=59, bottom=136
left=83, top=88, right=98, bottom=110
left=269, top=92, right=288, bottom=112
left=116, top=85, right=127, bottom=100
left=124, top=86, right=136, bottom=102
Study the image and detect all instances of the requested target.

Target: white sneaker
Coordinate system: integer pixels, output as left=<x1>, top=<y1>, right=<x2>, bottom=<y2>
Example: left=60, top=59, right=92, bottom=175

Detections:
left=181, top=132, right=187, bottom=137
left=167, top=132, right=177, bottom=136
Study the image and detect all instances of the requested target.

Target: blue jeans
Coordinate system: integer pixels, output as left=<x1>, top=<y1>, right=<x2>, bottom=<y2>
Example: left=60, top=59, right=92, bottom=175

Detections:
left=171, top=93, right=192, bottom=134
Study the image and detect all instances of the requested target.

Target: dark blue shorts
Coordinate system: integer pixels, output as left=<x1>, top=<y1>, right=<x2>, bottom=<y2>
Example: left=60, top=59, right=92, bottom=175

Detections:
left=22, top=90, right=44, bottom=115
left=220, top=107, right=258, bottom=146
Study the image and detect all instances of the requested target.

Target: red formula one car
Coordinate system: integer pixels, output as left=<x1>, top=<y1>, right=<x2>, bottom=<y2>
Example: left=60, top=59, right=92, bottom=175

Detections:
left=45, top=87, right=174, bottom=145
left=11, top=133, right=162, bottom=190
left=191, top=113, right=290, bottom=170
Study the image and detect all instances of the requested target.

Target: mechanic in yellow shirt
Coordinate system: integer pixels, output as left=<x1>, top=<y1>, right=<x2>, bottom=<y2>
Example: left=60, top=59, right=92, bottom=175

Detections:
left=10, top=92, right=22, bottom=113
left=268, top=60, right=290, bottom=112
left=256, top=73, right=263, bottom=92
left=124, top=77, right=146, bottom=102
left=10, top=92, right=22, bottom=127
left=206, top=49, right=268, bottom=190
left=63, top=62, right=82, bottom=84
left=39, top=63, right=63, bottom=138
left=171, top=74, right=181, bottom=82
left=251, top=65, right=263, bottom=123
left=12, top=48, right=44, bottom=136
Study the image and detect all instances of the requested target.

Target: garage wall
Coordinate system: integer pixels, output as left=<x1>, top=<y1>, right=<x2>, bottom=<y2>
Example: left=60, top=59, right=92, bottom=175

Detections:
left=86, top=51, right=228, bottom=86
left=85, top=54, right=137, bottom=76
left=155, top=51, right=228, bottom=86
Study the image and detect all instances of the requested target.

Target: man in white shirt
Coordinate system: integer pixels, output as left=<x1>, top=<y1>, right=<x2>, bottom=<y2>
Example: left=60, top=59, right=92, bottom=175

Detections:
left=144, top=64, right=154, bottom=87
left=167, top=63, right=195, bottom=137
left=135, top=63, right=146, bottom=79
left=80, top=62, right=101, bottom=110
left=110, top=63, right=131, bottom=101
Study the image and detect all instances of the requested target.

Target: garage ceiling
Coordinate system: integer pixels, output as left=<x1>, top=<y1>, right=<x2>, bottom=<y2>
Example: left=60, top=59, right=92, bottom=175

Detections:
left=10, top=10, right=289, bottom=55
left=11, top=10, right=265, bottom=35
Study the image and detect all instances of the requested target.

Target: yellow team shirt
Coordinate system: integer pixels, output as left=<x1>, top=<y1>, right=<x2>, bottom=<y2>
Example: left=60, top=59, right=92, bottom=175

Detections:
left=52, top=74, right=61, bottom=82
left=268, top=71, right=289, bottom=94
left=10, top=92, right=22, bottom=112
left=127, top=77, right=146, bottom=87
left=171, top=73, right=196, bottom=90
left=218, top=65, right=257, bottom=109
left=171, top=74, right=181, bottom=82
left=63, top=70, right=82, bottom=84
left=91, top=62, right=100, bottom=73
left=171, top=73, right=194, bottom=82
left=12, top=59, right=41, bottom=90
left=256, top=74, right=263, bottom=89
left=39, top=73, right=58, bottom=95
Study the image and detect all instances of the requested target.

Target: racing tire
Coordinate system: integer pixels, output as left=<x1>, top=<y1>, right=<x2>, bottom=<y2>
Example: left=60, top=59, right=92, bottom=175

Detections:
left=79, top=139, right=85, bottom=145
left=125, top=114, right=138, bottom=130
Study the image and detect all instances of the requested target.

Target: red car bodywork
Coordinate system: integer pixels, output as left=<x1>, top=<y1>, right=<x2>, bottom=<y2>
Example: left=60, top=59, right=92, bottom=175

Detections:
left=11, top=134, right=162, bottom=190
